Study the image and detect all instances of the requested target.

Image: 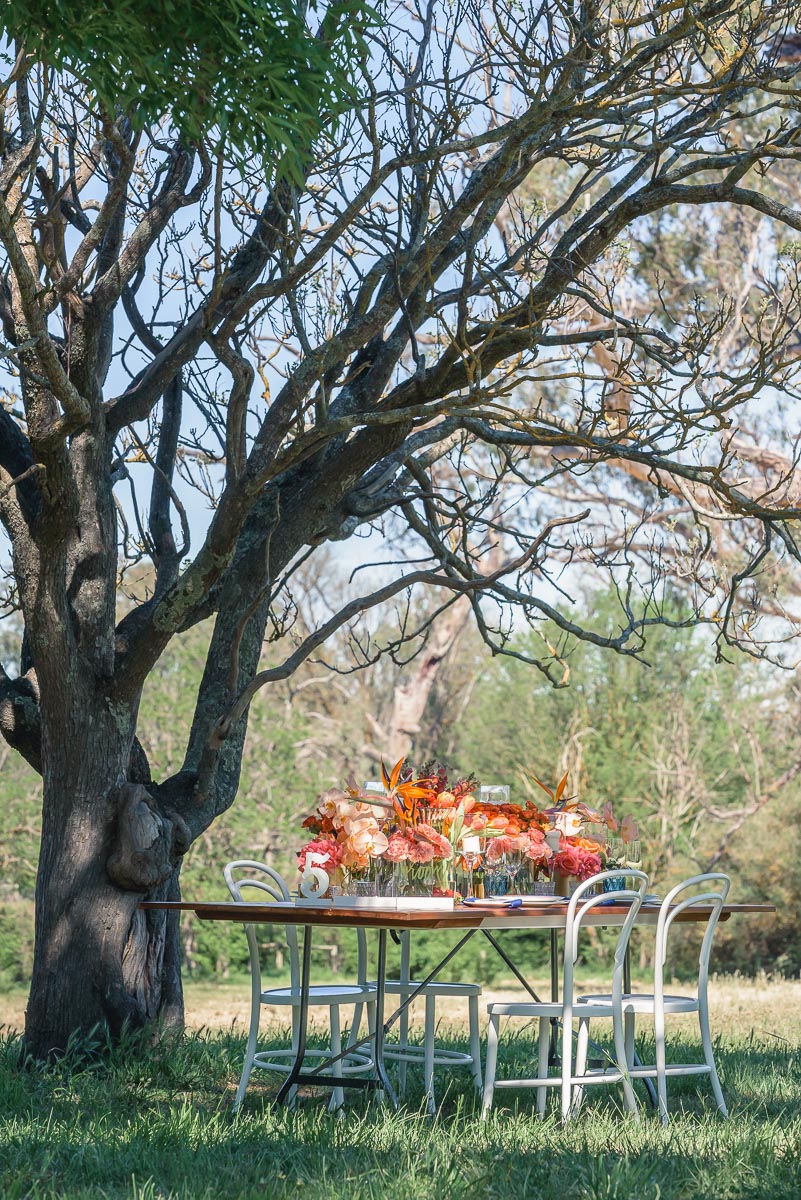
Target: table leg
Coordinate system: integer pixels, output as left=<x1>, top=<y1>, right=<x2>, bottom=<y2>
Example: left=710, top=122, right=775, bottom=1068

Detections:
left=373, top=928, right=398, bottom=1107
left=275, top=924, right=313, bottom=1107
left=549, top=928, right=560, bottom=1065
left=299, top=927, right=478, bottom=1109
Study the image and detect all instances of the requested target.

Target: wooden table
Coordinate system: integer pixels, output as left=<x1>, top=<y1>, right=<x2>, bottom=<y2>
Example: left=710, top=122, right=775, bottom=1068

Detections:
left=143, top=899, right=774, bottom=1109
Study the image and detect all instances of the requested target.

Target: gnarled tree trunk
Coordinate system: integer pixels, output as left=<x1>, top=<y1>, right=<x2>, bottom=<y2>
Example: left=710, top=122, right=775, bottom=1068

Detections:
left=25, top=689, right=188, bottom=1056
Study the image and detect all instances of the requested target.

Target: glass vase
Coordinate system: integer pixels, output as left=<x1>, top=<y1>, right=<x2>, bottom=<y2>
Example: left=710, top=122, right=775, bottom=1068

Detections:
left=397, top=862, right=435, bottom=898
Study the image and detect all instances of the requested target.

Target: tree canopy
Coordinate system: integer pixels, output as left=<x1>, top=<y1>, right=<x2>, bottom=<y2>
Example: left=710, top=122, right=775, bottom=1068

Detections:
left=2, top=0, right=801, bottom=1056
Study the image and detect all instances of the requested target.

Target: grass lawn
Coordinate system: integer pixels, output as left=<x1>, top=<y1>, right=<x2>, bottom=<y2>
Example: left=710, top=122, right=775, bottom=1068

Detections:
left=0, top=977, right=799, bottom=1200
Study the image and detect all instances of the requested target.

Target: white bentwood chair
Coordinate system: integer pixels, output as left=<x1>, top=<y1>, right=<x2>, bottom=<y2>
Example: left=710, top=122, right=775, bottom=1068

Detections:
left=224, top=860, right=376, bottom=1111
left=579, top=872, right=731, bottom=1123
left=381, top=930, right=482, bottom=1113
left=482, top=870, right=648, bottom=1123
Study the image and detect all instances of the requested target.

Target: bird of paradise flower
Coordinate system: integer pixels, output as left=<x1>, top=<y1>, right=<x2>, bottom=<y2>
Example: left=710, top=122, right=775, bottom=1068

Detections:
left=525, top=769, right=603, bottom=824
left=381, top=757, right=434, bottom=825
left=353, top=757, right=433, bottom=826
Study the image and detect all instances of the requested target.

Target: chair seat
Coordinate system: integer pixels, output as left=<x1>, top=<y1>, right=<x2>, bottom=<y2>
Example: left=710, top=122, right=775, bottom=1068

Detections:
left=578, top=992, right=699, bottom=1015
left=381, top=979, right=481, bottom=998
left=486, top=999, right=621, bottom=1019
left=261, top=983, right=377, bottom=1005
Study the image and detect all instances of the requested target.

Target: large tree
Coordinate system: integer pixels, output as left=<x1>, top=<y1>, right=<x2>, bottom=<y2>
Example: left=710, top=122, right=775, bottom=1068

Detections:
left=2, top=1, right=801, bottom=1057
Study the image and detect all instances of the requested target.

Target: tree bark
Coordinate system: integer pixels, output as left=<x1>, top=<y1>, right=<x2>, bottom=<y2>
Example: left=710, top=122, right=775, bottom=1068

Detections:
left=24, top=696, right=187, bottom=1057
left=386, top=596, right=472, bottom=762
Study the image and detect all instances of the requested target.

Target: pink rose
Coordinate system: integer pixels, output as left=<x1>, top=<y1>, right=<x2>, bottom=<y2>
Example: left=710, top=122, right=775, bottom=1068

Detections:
left=297, top=838, right=343, bottom=872
left=576, top=850, right=601, bottom=881
left=416, top=824, right=452, bottom=859
left=384, top=833, right=410, bottom=862
left=555, top=845, right=581, bottom=876
left=407, top=839, right=436, bottom=864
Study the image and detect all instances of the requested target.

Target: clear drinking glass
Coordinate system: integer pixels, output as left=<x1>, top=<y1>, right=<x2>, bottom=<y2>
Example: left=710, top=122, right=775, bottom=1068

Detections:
left=607, top=837, right=625, bottom=865
left=462, top=836, right=481, bottom=901
left=482, top=836, right=506, bottom=896
left=624, top=840, right=642, bottom=887
left=503, top=847, right=525, bottom=895
left=624, top=840, right=642, bottom=870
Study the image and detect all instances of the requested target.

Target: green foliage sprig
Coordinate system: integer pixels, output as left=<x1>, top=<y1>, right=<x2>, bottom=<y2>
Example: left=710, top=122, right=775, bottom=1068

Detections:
left=2, top=0, right=376, bottom=180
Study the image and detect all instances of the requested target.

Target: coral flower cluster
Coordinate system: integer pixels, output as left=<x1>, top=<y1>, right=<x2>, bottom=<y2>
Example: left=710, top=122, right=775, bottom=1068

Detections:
left=299, top=790, right=391, bottom=873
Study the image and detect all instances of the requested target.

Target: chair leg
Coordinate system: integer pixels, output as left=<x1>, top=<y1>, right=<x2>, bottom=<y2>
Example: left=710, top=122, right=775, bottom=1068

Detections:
left=350, top=1001, right=364, bottom=1048
left=424, top=993, right=436, bottom=1114
left=328, top=1004, right=345, bottom=1112
left=574, top=1017, right=590, bottom=1115
left=624, top=1010, right=636, bottom=1069
left=699, top=1002, right=727, bottom=1117
left=537, top=1016, right=550, bottom=1118
left=560, top=1018, right=574, bottom=1123
left=482, top=1013, right=500, bottom=1119
left=468, top=993, right=482, bottom=1091
left=233, top=1002, right=261, bottom=1114
left=654, top=1006, right=669, bottom=1125
left=613, top=1008, right=638, bottom=1119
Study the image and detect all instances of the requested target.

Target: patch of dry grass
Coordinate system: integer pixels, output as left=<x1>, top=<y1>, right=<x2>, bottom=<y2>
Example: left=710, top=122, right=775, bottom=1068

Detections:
left=2, top=973, right=798, bottom=1041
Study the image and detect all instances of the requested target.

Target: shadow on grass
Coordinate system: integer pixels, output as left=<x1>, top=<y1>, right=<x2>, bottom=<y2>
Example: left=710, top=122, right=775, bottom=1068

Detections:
left=0, top=1026, right=799, bottom=1200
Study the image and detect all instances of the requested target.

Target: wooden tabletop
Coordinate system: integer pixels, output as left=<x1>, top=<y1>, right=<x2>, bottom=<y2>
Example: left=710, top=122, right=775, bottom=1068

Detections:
left=140, top=899, right=775, bottom=931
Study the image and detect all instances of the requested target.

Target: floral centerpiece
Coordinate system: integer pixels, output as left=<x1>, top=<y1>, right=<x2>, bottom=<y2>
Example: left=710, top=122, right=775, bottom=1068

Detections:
left=297, top=759, right=641, bottom=902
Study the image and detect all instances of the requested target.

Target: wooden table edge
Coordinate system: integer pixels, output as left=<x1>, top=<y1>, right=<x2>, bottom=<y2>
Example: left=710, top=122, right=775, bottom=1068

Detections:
left=139, top=900, right=775, bottom=930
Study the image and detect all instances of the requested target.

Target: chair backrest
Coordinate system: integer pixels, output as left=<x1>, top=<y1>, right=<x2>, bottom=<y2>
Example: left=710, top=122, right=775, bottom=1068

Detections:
left=654, top=873, right=730, bottom=1001
left=562, top=870, right=649, bottom=1020
left=224, top=860, right=300, bottom=992
left=223, top=858, right=371, bottom=992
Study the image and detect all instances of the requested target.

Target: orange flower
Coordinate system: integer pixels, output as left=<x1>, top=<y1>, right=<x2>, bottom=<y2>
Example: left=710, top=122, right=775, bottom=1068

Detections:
left=380, top=756, right=434, bottom=826
left=487, top=815, right=509, bottom=830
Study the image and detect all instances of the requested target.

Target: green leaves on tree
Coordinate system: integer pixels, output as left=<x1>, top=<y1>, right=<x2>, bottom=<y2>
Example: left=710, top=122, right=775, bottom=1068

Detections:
left=2, top=0, right=376, bottom=180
